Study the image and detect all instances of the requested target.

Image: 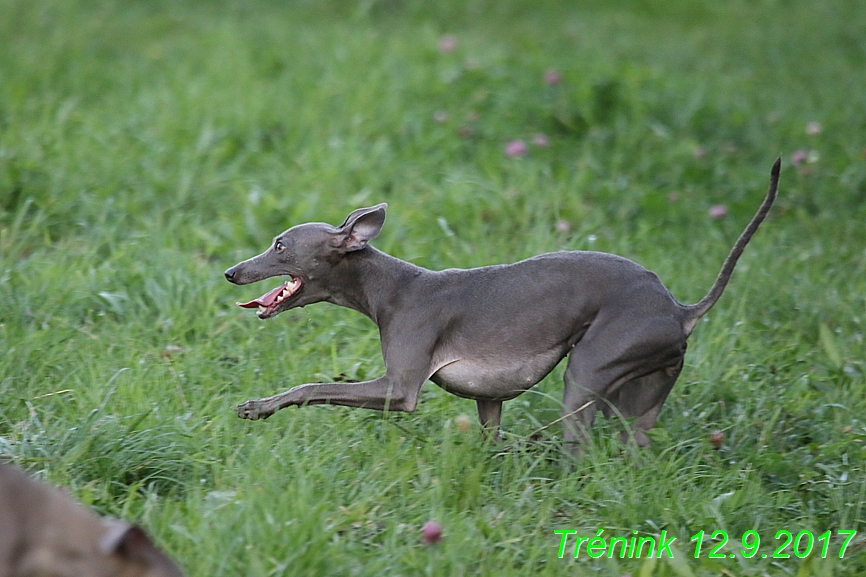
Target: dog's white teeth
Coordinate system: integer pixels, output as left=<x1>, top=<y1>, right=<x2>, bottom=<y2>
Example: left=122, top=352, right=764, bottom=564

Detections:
left=258, top=306, right=266, bottom=313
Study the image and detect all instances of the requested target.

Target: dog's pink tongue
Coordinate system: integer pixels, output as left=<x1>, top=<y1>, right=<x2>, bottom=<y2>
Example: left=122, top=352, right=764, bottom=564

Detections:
left=237, top=284, right=284, bottom=309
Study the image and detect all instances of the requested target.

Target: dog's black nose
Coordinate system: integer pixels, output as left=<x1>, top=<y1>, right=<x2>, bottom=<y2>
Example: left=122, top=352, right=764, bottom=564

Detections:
left=224, top=268, right=236, bottom=282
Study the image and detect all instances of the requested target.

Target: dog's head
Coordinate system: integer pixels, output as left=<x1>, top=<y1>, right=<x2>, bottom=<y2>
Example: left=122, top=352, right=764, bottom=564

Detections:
left=224, top=204, right=386, bottom=319
left=13, top=519, right=184, bottom=577
left=0, top=463, right=185, bottom=577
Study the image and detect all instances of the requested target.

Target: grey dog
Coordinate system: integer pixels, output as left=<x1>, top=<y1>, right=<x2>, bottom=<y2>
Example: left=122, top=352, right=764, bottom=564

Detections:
left=226, top=159, right=779, bottom=449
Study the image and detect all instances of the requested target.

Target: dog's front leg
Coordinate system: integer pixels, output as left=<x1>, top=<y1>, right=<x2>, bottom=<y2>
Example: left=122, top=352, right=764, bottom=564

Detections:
left=236, top=321, right=442, bottom=421
left=476, top=399, right=503, bottom=442
left=236, top=371, right=428, bottom=421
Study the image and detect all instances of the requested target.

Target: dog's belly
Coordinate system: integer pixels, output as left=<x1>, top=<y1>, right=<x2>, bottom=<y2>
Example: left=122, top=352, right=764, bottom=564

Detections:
left=429, top=349, right=565, bottom=401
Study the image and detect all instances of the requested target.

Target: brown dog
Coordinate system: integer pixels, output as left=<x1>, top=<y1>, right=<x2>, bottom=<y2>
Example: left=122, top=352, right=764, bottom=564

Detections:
left=0, top=463, right=184, bottom=577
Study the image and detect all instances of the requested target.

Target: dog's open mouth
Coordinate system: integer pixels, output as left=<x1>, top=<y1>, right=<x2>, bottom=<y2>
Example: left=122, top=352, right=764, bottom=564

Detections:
left=236, top=276, right=302, bottom=318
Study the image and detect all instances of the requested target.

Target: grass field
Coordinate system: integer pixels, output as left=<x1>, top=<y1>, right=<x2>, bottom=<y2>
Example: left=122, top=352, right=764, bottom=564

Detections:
left=2, top=0, right=865, bottom=575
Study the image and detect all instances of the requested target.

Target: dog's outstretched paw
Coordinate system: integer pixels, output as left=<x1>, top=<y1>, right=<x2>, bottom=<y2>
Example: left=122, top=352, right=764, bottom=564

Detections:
left=236, top=399, right=274, bottom=420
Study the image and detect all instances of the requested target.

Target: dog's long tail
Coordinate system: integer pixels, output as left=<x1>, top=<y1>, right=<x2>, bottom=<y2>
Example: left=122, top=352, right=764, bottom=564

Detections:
left=682, top=157, right=781, bottom=336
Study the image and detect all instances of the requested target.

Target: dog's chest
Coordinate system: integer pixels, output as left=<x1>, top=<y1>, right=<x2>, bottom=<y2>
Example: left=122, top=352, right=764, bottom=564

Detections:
left=429, top=348, right=566, bottom=401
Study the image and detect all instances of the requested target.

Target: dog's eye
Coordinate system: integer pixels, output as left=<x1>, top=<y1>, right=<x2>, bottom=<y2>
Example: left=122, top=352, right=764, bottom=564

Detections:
left=274, top=240, right=285, bottom=252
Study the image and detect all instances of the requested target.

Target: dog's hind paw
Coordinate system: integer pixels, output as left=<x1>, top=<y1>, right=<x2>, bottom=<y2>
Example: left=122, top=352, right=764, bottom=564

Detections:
left=236, top=399, right=274, bottom=420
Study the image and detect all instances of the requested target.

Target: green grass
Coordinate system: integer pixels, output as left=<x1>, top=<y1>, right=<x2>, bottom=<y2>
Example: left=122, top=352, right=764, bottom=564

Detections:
left=1, top=0, right=865, bottom=575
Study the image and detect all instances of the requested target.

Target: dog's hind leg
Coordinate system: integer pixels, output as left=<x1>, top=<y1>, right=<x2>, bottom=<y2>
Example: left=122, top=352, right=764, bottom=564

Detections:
left=604, top=359, right=683, bottom=447
left=561, top=315, right=686, bottom=452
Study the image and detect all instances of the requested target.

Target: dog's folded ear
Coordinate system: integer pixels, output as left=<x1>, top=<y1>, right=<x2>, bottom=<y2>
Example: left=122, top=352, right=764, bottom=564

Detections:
left=332, top=203, right=387, bottom=252
left=100, top=520, right=184, bottom=575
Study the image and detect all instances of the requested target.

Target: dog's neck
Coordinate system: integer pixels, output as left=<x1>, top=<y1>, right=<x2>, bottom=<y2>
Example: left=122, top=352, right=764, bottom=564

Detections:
left=325, top=246, right=424, bottom=325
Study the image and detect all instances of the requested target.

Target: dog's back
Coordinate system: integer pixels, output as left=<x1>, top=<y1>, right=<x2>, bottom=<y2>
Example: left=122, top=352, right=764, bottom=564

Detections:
left=0, top=463, right=184, bottom=577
